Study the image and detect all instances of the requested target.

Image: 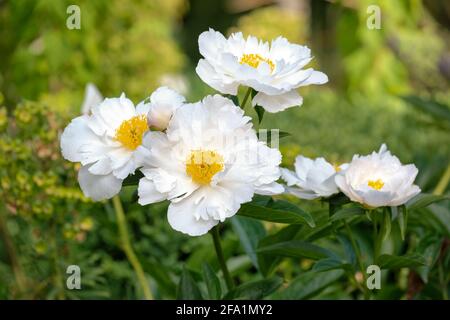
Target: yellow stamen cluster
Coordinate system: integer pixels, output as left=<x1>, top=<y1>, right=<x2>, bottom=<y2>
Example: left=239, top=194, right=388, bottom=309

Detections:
left=186, top=150, right=224, bottom=185
left=333, top=164, right=342, bottom=172
left=368, top=179, right=384, bottom=190
left=114, top=115, right=148, bottom=150
left=240, top=53, right=275, bottom=72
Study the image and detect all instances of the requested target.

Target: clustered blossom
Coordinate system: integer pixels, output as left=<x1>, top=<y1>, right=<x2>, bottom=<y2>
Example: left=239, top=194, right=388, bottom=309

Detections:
left=60, top=28, right=422, bottom=237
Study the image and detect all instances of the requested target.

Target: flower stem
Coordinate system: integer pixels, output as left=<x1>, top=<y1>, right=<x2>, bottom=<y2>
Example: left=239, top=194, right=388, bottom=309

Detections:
left=240, top=87, right=252, bottom=110
left=112, top=195, right=153, bottom=300
left=0, top=206, right=27, bottom=297
left=210, top=225, right=234, bottom=291
left=344, top=221, right=370, bottom=299
left=434, top=163, right=450, bottom=195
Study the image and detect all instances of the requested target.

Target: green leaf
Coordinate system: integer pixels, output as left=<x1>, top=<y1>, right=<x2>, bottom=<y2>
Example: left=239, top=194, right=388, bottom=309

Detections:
left=312, top=258, right=352, bottom=272
left=177, top=267, right=203, bottom=300
left=239, top=200, right=315, bottom=227
left=398, top=205, right=408, bottom=240
left=275, top=270, right=344, bottom=299
left=402, top=96, right=450, bottom=124
left=122, top=170, right=144, bottom=186
left=254, top=105, right=265, bottom=123
left=380, top=209, right=391, bottom=241
left=256, top=129, right=290, bottom=145
left=378, top=254, right=427, bottom=269
left=257, top=240, right=337, bottom=260
left=224, top=276, right=283, bottom=300
left=257, top=225, right=301, bottom=276
left=202, top=263, right=222, bottom=300
left=330, top=206, right=364, bottom=222
left=231, top=216, right=266, bottom=270
left=406, top=193, right=450, bottom=210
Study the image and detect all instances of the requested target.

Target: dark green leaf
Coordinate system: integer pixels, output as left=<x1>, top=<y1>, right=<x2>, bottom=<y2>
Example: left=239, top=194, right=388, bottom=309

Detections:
left=231, top=216, right=266, bottom=270
left=402, top=96, right=450, bottom=123
left=255, top=105, right=265, bottom=123
left=202, top=263, right=222, bottom=300
left=330, top=206, right=364, bottom=222
left=257, top=129, right=290, bottom=145
left=275, top=270, right=344, bottom=299
left=312, top=258, right=352, bottom=272
left=239, top=200, right=315, bottom=227
left=122, top=170, right=144, bottom=186
left=378, top=254, right=427, bottom=269
left=177, top=267, right=203, bottom=300
left=224, top=276, right=283, bottom=300
left=257, top=225, right=301, bottom=276
left=406, top=193, right=450, bottom=210
left=257, top=240, right=337, bottom=260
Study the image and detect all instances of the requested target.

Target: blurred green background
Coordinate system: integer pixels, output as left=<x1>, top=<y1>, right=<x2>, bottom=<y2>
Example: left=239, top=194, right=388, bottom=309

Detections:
left=0, top=0, right=449, bottom=299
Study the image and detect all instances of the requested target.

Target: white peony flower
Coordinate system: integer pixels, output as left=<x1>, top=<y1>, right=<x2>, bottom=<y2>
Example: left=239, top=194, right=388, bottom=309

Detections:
left=61, top=93, right=151, bottom=201
left=281, top=156, right=345, bottom=199
left=137, top=86, right=186, bottom=130
left=195, top=29, right=328, bottom=113
left=335, top=144, right=421, bottom=208
left=137, top=94, right=283, bottom=236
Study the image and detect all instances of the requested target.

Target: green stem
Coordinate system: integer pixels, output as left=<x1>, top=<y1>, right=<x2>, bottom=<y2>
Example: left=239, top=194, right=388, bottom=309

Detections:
left=240, top=88, right=252, bottom=110
left=210, top=226, right=234, bottom=291
left=112, top=195, right=153, bottom=300
left=51, top=221, right=64, bottom=300
left=434, top=163, right=450, bottom=195
left=344, top=221, right=370, bottom=299
left=0, top=205, right=27, bottom=297
left=438, top=259, right=448, bottom=300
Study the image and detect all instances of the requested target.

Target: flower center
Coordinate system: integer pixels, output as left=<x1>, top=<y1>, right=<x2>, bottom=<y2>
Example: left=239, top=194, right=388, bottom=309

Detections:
left=240, top=53, right=275, bottom=72
left=333, top=164, right=341, bottom=172
left=368, top=179, right=384, bottom=190
left=186, top=150, right=224, bottom=185
left=114, top=115, right=148, bottom=150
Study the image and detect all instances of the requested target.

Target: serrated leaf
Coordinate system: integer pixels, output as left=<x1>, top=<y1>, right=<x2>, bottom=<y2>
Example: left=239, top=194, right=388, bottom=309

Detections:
left=224, top=276, right=283, bottom=300
left=177, top=267, right=203, bottom=300
left=202, top=263, right=222, bottom=300
left=257, top=240, right=337, bottom=260
left=406, top=193, right=450, bottom=210
left=238, top=200, right=315, bottom=227
left=378, top=254, right=427, bottom=269
left=275, top=270, right=344, bottom=299
left=330, top=206, right=364, bottom=222
left=231, top=216, right=266, bottom=270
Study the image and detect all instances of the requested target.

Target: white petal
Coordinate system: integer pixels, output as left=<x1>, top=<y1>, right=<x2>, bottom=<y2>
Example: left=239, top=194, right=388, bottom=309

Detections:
left=78, top=165, right=122, bottom=201
left=255, top=182, right=284, bottom=195
left=60, top=115, right=105, bottom=163
left=147, top=86, right=186, bottom=129
left=286, top=186, right=319, bottom=200
left=280, top=168, right=301, bottom=186
left=198, top=28, right=227, bottom=61
left=81, top=83, right=103, bottom=114
left=252, top=90, right=303, bottom=113
left=195, top=59, right=239, bottom=95
left=297, top=70, right=328, bottom=87
left=167, top=196, right=219, bottom=236
left=138, top=177, right=168, bottom=205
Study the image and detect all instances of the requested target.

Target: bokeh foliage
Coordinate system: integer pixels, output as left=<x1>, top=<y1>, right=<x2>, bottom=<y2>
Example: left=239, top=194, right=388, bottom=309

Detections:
left=0, top=0, right=449, bottom=299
